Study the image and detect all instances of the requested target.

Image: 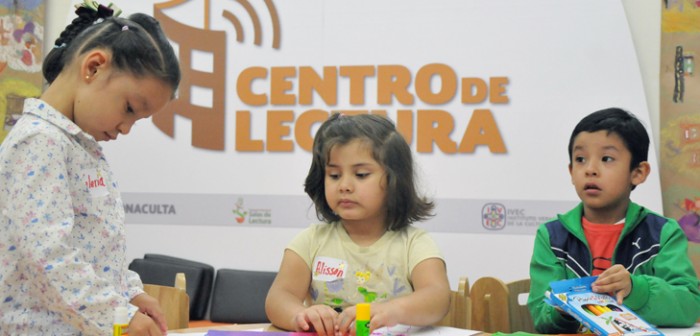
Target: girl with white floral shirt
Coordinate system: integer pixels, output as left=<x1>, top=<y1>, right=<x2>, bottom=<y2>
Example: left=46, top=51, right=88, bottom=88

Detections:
left=0, top=2, right=180, bottom=335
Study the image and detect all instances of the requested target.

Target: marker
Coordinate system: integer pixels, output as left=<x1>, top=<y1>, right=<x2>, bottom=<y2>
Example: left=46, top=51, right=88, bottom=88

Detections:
left=113, top=306, right=128, bottom=336
left=607, top=304, right=623, bottom=312
left=581, top=305, right=595, bottom=316
left=356, top=303, right=371, bottom=336
left=585, top=304, right=603, bottom=316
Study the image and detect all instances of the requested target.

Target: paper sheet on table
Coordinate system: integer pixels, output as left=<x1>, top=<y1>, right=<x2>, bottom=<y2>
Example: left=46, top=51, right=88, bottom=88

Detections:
left=167, top=328, right=266, bottom=336
left=371, top=325, right=480, bottom=336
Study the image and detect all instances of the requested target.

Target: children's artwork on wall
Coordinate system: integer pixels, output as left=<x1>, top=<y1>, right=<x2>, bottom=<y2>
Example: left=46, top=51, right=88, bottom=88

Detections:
left=660, top=0, right=700, bottom=277
left=0, top=0, right=44, bottom=143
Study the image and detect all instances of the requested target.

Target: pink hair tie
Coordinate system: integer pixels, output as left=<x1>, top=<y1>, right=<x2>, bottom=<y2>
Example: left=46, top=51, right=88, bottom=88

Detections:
left=121, top=25, right=129, bottom=31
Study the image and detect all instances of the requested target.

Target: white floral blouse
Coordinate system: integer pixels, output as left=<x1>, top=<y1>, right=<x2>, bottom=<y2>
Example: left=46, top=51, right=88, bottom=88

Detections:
left=0, top=98, right=143, bottom=335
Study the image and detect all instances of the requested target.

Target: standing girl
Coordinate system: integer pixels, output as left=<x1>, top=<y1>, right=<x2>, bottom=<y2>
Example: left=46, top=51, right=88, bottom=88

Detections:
left=266, top=113, right=450, bottom=336
left=0, top=1, right=180, bottom=335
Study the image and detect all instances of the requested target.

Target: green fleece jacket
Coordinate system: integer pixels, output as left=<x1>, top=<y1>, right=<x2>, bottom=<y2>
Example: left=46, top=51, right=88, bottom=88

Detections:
left=528, top=202, right=700, bottom=334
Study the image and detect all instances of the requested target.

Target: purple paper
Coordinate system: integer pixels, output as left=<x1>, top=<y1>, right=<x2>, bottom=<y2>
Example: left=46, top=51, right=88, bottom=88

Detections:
left=206, top=331, right=318, bottom=336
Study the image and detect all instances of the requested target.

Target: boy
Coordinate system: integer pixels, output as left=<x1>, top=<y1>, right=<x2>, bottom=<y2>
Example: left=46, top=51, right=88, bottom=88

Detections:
left=527, top=108, right=700, bottom=334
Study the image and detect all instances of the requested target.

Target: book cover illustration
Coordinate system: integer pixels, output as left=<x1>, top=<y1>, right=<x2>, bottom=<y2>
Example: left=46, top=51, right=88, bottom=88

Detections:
left=544, top=276, right=664, bottom=336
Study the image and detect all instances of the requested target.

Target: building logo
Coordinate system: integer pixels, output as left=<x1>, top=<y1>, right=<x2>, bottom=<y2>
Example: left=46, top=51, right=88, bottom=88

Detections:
left=150, top=1, right=509, bottom=155
left=482, top=203, right=506, bottom=230
left=152, top=0, right=282, bottom=150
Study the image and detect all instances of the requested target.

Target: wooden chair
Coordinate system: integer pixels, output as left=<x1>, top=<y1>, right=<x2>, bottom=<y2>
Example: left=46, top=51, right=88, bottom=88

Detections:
left=507, top=278, right=536, bottom=333
left=435, top=277, right=471, bottom=329
left=470, top=276, right=510, bottom=333
left=143, top=273, right=190, bottom=330
left=129, top=254, right=215, bottom=320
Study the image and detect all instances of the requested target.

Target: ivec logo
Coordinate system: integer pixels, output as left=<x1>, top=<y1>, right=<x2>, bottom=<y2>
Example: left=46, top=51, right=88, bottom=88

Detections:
left=482, top=203, right=506, bottom=230
left=152, top=0, right=282, bottom=151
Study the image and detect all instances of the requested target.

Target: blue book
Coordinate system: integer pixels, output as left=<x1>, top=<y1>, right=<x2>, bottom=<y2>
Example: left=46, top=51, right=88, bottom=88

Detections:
left=545, top=277, right=664, bottom=336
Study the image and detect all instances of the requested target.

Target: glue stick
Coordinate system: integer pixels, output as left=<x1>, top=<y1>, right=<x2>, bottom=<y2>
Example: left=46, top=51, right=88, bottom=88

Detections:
left=356, top=303, right=371, bottom=336
left=113, top=306, right=129, bottom=336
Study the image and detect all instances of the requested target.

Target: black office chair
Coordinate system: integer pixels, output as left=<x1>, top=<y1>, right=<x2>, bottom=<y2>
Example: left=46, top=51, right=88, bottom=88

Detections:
left=208, top=268, right=277, bottom=323
left=128, top=254, right=215, bottom=320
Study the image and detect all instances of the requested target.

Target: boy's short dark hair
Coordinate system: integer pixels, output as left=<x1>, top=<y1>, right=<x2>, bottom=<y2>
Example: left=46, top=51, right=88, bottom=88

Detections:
left=568, top=107, right=649, bottom=171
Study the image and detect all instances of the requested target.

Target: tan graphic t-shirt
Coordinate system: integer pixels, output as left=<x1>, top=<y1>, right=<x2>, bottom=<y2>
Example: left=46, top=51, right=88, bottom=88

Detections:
left=288, top=222, right=444, bottom=310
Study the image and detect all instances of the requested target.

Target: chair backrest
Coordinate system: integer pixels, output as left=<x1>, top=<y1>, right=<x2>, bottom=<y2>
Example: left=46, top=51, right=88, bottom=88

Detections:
left=435, top=277, right=471, bottom=329
left=209, top=269, right=277, bottom=323
left=507, top=278, right=535, bottom=333
left=128, top=254, right=215, bottom=320
left=143, top=283, right=189, bottom=330
left=470, top=276, right=510, bottom=333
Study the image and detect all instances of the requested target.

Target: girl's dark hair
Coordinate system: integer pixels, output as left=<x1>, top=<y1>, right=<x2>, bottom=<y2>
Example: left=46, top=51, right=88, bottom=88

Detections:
left=43, top=5, right=180, bottom=94
left=304, top=113, right=434, bottom=231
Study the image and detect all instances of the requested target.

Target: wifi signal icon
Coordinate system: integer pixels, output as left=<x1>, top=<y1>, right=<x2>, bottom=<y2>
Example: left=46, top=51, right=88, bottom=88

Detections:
left=221, top=0, right=281, bottom=49
left=155, top=0, right=281, bottom=48
left=151, top=0, right=282, bottom=150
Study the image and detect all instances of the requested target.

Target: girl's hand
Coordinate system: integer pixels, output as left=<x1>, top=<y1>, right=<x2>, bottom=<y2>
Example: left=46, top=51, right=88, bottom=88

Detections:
left=591, top=264, right=632, bottom=304
left=292, top=304, right=339, bottom=336
left=336, top=302, right=400, bottom=336
left=131, top=293, right=167, bottom=333
left=335, top=305, right=356, bottom=336
left=128, top=311, right=164, bottom=336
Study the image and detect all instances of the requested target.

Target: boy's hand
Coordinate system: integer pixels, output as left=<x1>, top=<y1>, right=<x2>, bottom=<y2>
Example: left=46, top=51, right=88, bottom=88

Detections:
left=292, top=304, right=339, bottom=336
left=591, top=264, right=632, bottom=304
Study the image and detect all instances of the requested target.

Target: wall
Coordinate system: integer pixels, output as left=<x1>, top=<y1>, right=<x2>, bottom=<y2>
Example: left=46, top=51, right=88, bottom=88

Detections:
left=622, top=0, right=661, bottom=159
left=43, top=0, right=662, bottom=156
left=40, top=1, right=663, bottom=287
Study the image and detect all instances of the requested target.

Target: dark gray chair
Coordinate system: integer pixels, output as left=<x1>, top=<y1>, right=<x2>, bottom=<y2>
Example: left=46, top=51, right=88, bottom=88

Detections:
left=128, top=254, right=215, bottom=320
left=209, top=269, right=277, bottom=323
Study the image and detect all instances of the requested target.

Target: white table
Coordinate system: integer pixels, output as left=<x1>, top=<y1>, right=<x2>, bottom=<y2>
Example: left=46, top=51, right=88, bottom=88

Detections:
left=170, top=325, right=482, bottom=336
left=658, top=323, right=700, bottom=336
left=171, top=323, right=699, bottom=336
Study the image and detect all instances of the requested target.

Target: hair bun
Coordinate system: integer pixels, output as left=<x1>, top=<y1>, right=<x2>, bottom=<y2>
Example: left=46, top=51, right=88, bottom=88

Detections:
left=73, top=0, right=122, bottom=21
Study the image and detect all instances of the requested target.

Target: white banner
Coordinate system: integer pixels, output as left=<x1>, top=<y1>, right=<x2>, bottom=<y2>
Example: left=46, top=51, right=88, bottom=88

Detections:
left=61, top=0, right=660, bottom=283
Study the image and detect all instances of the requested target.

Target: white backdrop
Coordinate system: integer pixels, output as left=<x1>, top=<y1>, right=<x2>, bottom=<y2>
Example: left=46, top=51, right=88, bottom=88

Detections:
left=50, top=0, right=662, bottom=287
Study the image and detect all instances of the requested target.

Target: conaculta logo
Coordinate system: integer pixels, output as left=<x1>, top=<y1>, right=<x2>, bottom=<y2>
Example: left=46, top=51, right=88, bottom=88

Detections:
left=153, top=1, right=510, bottom=154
